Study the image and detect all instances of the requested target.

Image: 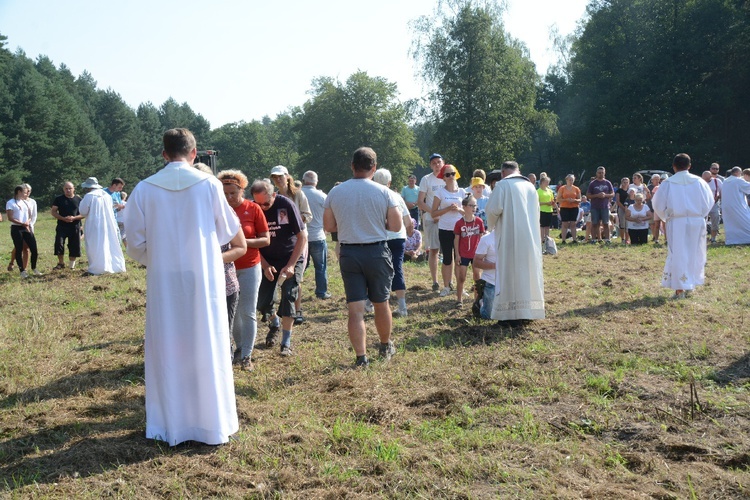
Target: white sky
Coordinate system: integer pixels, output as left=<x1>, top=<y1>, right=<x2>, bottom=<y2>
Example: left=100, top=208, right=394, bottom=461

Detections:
left=0, top=0, right=588, bottom=129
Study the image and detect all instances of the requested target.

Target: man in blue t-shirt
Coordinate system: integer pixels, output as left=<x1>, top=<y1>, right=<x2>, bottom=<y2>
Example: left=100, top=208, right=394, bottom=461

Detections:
left=251, top=180, right=307, bottom=357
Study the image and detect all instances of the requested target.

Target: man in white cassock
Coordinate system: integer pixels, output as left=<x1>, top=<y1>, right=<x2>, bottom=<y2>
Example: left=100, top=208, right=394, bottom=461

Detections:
left=485, top=161, right=545, bottom=324
left=652, top=153, right=714, bottom=299
left=78, top=177, right=126, bottom=275
left=720, top=167, right=750, bottom=245
left=125, top=128, right=240, bottom=446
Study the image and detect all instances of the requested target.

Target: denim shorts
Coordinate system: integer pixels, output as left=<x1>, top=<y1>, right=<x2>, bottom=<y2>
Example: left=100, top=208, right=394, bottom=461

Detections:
left=339, top=242, right=394, bottom=303
left=590, top=207, right=610, bottom=225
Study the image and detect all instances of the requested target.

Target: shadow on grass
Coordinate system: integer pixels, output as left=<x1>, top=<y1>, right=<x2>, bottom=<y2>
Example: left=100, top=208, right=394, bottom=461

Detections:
left=709, top=352, right=750, bottom=386
left=73, top=339, right=142, bottom=352
left=0, top=415, right=219, bottom=490
left=558, top=294, right=668, bottom=318
left=0, top=364, right=144, bottom=410
left=401, top=320, right=527, bottom=351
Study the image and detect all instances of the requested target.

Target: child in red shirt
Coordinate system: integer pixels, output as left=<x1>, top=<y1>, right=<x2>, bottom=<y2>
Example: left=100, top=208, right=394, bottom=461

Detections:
left=453, top=194, right=485, bottom=306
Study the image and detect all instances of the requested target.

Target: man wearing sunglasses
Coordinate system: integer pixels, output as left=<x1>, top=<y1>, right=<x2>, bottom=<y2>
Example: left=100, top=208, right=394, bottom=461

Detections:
left=250, top=180, right=307, bottom=357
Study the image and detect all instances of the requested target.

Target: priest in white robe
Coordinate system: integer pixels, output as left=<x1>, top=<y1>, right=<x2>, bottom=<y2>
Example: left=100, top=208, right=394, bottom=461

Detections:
left=720, top=167, right=750, bottom=245
left=651, top=153, right=714, bottom=298
left=485, top=161, right=545, bottom=323
left=79, top=177, right=126, bottom=275
left=125, top=128, right=240, bottom=446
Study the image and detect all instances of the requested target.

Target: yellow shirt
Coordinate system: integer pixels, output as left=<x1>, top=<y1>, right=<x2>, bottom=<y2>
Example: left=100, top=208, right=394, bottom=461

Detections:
left=537, top=187, right=554, bottom=213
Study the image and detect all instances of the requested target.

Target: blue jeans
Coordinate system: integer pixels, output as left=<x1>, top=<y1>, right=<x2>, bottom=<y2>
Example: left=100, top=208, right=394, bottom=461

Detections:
left=307, top=239, right=328, bottom=297
left=481, top=283, right=495, bottom=320
left=233, top=264, right=262, bottom=359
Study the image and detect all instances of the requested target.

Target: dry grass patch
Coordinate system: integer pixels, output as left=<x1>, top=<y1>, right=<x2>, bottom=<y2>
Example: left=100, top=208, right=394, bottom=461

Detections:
left=1, top=218, right=749, bottom=497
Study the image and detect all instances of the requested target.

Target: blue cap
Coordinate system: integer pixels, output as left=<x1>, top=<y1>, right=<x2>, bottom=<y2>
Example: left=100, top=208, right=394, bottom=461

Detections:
left=429, top=153, right=442, bottom=161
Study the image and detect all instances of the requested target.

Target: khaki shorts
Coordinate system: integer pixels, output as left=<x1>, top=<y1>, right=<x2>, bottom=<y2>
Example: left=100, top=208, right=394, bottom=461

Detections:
left=423, top=217, right=440, bottom=250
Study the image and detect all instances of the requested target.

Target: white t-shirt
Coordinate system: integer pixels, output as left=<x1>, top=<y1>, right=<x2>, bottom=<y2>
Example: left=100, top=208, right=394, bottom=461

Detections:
left=434, top=186, right=466, bottom=231
left=386, top=191, right=409, bottom=240
left=418, top=173, right=445, bottom=223
left=626, top=204, right=651, bottom=230
left=475, top=232, right=496, bottom=285
left=5, top=198, right=31, bottom=226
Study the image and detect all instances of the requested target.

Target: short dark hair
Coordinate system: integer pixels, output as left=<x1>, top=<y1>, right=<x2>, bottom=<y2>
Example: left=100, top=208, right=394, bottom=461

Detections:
left=501, top=161, right=519, bottom=171
left=111, top=177, right=124, bottom=186
left=163, top=128, right=196, bottom=158
left=673, top=153, right=691, bottom=171
left=352, top=147, right=377, bottom=172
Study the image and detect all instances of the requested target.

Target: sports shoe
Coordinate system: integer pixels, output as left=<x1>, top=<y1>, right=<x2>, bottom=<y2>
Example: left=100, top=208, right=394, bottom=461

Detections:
left=393, top=307, right=408, bottom=318
left=240, top=356, right=254, bottom=371
left=280, top=345, right=292, bottom=357
left=318, top=292, right=332, bottom=299
left=432, top=282, right=440, bottom=292
left=20, top=270, right=28, bottom=279
left=32, top=269, right=42, bottom=276
left=439, top=287, right=451, bottom=297
left=294, top=311, right=304, bottom=325
left=266, top=325, right=279, bottom=348
left=232, top=348, right=242, bottom=365
left=355, top=355, right=369, bottom=368
left=378, top=340, right=396, bottom=361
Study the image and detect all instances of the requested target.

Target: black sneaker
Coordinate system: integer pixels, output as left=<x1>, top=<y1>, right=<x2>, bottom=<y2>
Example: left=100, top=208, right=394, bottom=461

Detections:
left=280, top=345, right=292, bottom=357
left=266, top=325, right=279, bottom=348
left=294, top=311, right=304, bottom=325
left=378, top=340, right=396, bottom=361
left=232, top=348, right=242, bottom=365
left=432, top=282, right=440, bottom=291
left=355, top=355, right=369, bottom=368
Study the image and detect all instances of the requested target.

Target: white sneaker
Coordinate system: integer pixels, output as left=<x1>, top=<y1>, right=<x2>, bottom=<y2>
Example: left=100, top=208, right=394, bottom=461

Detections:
left=20, top=270, right=28, bottom=278
left=32, top=269, right=42, bottom=276
left=439, top=287, right=451, bottom=297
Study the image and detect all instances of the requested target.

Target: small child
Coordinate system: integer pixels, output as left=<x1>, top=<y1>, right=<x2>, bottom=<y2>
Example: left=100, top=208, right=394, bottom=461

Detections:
left=470, top=177, right=489, bottom=228
left=453, top=194, right=485, bottom=306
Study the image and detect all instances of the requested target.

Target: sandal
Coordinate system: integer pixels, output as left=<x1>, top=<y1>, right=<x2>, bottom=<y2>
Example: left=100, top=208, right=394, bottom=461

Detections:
left=53, top=263, right=66, bottom=270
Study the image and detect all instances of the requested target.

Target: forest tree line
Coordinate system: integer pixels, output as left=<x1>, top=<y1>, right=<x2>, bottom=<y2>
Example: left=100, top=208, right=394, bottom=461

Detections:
left=1, top=0, right=749, bottom=206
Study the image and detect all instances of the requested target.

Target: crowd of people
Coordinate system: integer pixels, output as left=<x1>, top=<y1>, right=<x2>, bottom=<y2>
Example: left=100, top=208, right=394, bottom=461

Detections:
left=5, top=126, right=750, bottom=447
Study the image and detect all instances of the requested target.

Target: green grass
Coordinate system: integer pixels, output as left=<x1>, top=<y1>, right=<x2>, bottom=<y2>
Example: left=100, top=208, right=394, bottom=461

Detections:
left=1, top=218, right=750, bottom=497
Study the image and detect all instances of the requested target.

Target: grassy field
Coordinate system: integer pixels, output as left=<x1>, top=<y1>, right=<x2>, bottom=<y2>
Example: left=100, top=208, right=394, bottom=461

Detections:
left=1, top=216, right=749, bottom=498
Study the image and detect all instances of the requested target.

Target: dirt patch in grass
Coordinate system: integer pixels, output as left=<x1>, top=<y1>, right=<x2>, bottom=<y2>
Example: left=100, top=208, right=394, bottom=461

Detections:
left=1, top=219, right=749, bottom=497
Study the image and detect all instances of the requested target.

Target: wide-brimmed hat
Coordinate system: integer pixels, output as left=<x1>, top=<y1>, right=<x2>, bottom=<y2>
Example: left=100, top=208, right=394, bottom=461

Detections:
left=270, top=165, right=289, bottom=176
left=80, top=177, right=102, bottom=189
left=470, top=177, right=486, bottom=188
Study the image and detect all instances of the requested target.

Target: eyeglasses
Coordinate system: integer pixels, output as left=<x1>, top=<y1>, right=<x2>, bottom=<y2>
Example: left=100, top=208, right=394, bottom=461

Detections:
left=253, top=199, right=272, bottom=208
left=467, top=204, right=477, bottom=207
left=444, top=172, right=456, bottom=178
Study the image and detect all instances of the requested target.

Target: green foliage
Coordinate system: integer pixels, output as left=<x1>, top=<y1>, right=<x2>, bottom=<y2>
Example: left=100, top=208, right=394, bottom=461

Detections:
left=208, top=112, right=300, bottom=180
left=296, top=71, right=420, bottom=191
left=411, top=0, right=543, bottom=175
left=544, top=0, right=750, bottom=180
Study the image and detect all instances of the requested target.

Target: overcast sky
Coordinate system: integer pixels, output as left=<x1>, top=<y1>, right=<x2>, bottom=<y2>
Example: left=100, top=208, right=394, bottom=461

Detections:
left=1, top=0, right=589, bottom=128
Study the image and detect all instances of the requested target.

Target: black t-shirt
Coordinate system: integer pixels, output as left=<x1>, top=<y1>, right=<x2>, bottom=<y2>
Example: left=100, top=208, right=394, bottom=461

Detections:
left=52, top=194, right=82, bottom=226
left=617, top=189, right=631, bottom=207
left=259, top=194, right=304, bottom=269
